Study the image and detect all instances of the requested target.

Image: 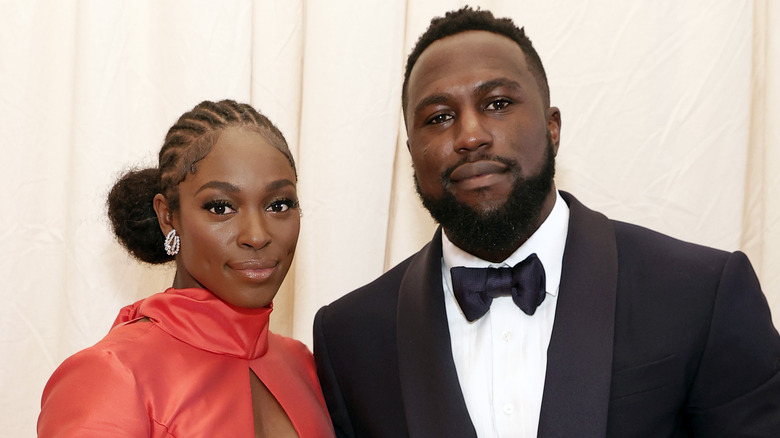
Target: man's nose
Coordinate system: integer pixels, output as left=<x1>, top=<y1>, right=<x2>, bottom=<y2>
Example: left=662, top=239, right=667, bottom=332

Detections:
left=454, top=110, right=492, bottom=152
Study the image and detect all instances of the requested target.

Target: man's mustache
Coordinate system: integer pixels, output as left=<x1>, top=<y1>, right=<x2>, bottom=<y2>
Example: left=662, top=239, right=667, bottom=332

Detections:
left=441, top=154, right=519, bottom=182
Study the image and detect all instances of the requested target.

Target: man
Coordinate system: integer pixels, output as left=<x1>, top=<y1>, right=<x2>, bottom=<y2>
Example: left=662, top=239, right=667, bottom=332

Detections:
left=313, top=7, right=780, bottom=437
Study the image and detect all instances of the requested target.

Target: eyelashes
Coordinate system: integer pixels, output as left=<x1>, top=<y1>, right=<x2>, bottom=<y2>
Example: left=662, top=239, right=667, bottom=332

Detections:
left=485, top=98, right=512, bottom=110
left=424, top=98, right=514, bottom=125
left=202, top=198, right=300, bottom=215
left=203, top=200, right=235, bottom=215
left=267, top=198, right=299, bottom=213
left=426, top=112, right=452, bottom=125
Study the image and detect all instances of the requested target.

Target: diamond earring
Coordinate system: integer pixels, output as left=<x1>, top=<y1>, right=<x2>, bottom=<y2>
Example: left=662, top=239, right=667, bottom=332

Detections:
left=164, top=229, right=180, bottom=256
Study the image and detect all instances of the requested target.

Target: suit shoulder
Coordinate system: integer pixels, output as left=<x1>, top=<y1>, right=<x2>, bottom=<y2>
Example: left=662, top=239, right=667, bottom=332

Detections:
left=609, top=220, right=762, bottom=299
left=612, top=220, right=730, bottom=265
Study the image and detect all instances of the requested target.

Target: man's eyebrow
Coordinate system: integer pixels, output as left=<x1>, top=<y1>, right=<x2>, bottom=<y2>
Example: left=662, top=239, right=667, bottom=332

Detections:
left=413, top=93, right=452, bottom=117
left=475, top=78, right=523, bottom=95
left=413, top=78, right=524, bottom=116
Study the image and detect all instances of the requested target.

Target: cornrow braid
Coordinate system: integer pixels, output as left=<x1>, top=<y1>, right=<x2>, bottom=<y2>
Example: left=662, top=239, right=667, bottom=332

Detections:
left=159, top=100, right=295, bottom=212
left=107, top=99, right=295, bottom=264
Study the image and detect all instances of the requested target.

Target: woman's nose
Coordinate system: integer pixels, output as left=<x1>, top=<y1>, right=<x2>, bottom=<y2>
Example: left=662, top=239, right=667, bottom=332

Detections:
left=237, top=212, right=271, bottom=250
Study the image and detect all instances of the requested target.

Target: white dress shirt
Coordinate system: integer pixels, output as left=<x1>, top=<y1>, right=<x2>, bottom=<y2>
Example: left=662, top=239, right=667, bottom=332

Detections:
left=441, top=191, right=570, bottom=438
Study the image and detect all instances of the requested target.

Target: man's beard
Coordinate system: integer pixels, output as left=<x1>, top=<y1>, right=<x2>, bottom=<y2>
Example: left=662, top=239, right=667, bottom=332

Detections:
left=415, top=137, right=556, bottom=257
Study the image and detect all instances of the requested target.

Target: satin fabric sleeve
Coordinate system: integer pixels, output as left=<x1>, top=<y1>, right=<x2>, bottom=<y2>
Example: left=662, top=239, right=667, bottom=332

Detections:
left=38, top=346, right=151, bottom=437
left=687, top=251, right=780, bottom=435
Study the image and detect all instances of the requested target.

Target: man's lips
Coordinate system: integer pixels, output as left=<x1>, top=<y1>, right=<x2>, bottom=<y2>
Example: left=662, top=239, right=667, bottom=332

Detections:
left=448, top=160, right=509, bottom=182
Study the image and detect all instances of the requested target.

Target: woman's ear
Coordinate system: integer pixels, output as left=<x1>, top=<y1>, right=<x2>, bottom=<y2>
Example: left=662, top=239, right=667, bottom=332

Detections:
left=153, top=193, right=175, bottom=236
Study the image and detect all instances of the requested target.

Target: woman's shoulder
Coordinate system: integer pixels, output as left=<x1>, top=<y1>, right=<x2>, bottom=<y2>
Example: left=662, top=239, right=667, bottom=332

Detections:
left=38, top=324, right=156, bottom=436
left=95, top=318, right=162, bottom=356
left=265, top=332, right=318, bottom=381
left=47, top=320, right=159, bottom=383
left=267, top=331, right=314, bottom=361
left=49, top=318, right=181, bottom=387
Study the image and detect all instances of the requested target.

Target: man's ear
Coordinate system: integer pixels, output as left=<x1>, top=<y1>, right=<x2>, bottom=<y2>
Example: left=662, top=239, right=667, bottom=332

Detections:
left=153, top=193, right=175, bottom=236
left=547, top=106, right=562, bottom=156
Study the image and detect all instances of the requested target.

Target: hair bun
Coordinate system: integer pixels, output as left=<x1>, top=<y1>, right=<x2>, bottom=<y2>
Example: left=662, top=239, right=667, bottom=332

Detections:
left=107, top=167, right=172, bottom=264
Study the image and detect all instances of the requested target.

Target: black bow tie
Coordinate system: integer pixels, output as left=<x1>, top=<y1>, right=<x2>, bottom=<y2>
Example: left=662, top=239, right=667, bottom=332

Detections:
left=450, top=253, right=546, bottom=322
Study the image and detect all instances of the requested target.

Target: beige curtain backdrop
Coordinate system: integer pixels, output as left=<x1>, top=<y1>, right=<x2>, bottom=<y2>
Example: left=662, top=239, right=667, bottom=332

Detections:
left=1, top=0, right=778, bottom=435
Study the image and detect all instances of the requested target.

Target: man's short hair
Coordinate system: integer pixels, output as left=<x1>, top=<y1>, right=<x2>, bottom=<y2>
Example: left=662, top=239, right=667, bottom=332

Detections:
left=402, top=6, right=551, bottom=118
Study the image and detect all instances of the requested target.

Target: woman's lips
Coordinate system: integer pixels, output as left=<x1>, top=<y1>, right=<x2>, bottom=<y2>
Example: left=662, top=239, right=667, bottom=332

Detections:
left=448, top=160, right=509, bottom=182
left=229, top=260, right=277, bottom=281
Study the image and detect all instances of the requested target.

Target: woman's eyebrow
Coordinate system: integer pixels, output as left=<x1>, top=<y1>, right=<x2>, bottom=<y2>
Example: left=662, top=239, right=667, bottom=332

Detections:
left=266, top=179, right=296, bottom=191
left=195, top=181, right=240, bottom=195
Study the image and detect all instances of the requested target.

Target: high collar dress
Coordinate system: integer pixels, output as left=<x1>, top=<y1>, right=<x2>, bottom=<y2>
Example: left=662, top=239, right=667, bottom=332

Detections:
left=38, top=288, right=335, bottom=437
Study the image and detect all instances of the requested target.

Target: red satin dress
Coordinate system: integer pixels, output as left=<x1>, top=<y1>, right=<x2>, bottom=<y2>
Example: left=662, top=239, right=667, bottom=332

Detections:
left=38, top=288, right=335, bottom=437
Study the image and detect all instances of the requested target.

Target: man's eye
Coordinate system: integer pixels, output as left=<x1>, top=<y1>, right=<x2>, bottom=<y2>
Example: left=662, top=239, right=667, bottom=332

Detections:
left=267, top=199, right=299, bottom=213
left=428, top=114, right=453, bottom=125
left=204, top=201, right=236, bottom=215
left=486, top=99, right=511, bottom=110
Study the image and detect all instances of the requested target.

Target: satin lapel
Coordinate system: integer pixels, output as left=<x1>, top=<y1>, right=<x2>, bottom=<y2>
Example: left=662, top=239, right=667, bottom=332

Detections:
left=397, top=228, right=478, bottom=438
left=537, top=192, right=618, bottom=437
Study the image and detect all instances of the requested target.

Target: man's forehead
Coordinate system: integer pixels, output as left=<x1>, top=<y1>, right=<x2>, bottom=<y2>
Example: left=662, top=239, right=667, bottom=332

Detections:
left=408, top=32, right=530, bottom=94
left=417, top=30, right=523, bottom=63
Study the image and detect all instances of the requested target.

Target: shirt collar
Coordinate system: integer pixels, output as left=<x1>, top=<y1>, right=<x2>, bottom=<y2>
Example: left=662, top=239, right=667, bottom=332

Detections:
left=441, top=191, right=569, bottom=297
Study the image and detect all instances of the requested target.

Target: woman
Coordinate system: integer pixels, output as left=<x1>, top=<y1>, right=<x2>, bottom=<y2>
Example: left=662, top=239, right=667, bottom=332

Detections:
left=38, top=100, right=335, bottom=437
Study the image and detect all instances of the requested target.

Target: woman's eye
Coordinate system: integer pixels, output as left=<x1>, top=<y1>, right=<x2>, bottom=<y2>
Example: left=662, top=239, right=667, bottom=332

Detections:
left=428, top=113, right=453, bottom=125
left=204, top=201, right=236, bottom=215
left=267, top=199, right=299, bottom=213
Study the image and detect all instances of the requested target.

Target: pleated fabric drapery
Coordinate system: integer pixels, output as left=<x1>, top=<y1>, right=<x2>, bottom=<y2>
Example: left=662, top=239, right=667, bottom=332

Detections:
left=1, top=1, right=778, bottom=436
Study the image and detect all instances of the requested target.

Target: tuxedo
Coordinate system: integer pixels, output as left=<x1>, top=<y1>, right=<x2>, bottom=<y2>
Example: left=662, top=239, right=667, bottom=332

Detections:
left=313, top=192, right=780, bottom=437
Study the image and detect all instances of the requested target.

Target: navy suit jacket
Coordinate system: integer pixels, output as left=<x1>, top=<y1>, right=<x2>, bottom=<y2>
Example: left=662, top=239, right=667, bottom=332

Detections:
left=313, top=192, right=780, bottom=437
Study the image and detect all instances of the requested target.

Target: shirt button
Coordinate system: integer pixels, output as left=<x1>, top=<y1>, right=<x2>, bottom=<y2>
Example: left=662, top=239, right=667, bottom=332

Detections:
left=502, top=331, right=512, bottom=342
left=503, top=404, right=514, bottom=415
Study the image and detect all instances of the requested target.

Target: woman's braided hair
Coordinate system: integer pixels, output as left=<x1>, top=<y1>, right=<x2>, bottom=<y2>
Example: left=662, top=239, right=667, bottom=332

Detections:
left=107, top=100, right=294, bottom=264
